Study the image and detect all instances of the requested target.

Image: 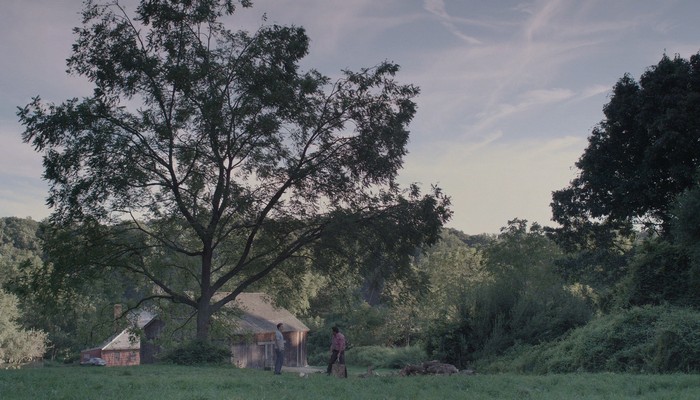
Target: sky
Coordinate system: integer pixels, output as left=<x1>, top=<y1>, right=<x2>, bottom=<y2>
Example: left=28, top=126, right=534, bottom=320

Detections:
left=1, top=0, right=699, bottom=235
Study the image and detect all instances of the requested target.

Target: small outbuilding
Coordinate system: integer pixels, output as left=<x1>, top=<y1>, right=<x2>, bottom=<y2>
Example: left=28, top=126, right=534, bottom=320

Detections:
left=80, top=309, right=160, bottom=367
left=227, top=292, right=310, bottom=369
left=80, top=330, right=140, bottom=367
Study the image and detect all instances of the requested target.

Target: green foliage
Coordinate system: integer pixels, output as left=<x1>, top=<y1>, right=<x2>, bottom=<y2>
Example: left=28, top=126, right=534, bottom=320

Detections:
left=548, top=52, right=700, bottom=316
left=483, top=306, right=700, bottom=374
left=620, top=239, right=700, bottom=307
left=552, top=52, right=700, bottom=239
left=671, top=182, right=700, bottom=294
left=0, top=218, right=115, bottom=361
left=552, top=247, right=633, bottom=312
left=161, top=340, right=231, bottom=365
left=0, top=289, right=47, bottom=368
left=348, top=345, right=427, bottom=368
left=304, top=304, right=392, bottom=365
left=413, top=229, right=489, bottom=322
left=672, top=177, right=700, bottom=248
left=0, top=217, right=41, bottom=253
left=2, top=220, right=152, bottom=361
left=425, top=220, right=593, bottom=369
left=425, top=282, right=593, bottom=370
left=0, top=217, right=44, bottom=291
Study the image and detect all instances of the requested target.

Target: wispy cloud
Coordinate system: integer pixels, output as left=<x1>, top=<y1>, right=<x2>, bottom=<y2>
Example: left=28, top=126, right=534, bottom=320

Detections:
left=422, top=0, right=483, bottom=45
left=1, top=0, right=697, bottom=233
left=408, top=0, right=669, bottom=144
left=520, top=0, right=564, bottom=43
left=247, top=0, right=418, bottom=60
left=471, top=88, right=575, bottom=135
left=580, top=84, right=611, bottom=100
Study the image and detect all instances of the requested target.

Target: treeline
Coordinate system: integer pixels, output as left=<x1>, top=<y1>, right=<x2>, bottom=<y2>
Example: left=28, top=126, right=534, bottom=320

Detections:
left=3, top=214, right=700, bottom=373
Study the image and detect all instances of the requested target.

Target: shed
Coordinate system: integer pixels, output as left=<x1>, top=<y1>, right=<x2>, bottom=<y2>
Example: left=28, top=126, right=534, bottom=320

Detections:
left=80, top=310, right=159, bottom=367
left=80, top=293, right=308, bottom=369
left=226, top=292, right=310, bottom=369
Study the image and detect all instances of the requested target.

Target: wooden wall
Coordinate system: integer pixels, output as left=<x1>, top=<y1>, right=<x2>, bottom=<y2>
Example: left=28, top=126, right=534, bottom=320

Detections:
left=102, top=349, right=140, bottom=367
left=231, top=331, right=308, bottom=369
left=79, top=348, right=139, bottom=367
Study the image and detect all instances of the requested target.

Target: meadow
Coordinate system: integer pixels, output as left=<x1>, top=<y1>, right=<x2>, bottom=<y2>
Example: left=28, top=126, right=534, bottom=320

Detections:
left=1, top=364, right=699, bottom=400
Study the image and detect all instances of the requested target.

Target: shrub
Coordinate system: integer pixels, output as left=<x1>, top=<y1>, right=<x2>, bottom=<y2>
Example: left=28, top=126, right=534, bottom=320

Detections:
left=479, top=305, right=700, bottom=373
left=424, top=278, right=592, bottom=369
left=307, top=350, right=327, bottom=367
left=0, top=290, right=47, bottom=368
left=161, top=340, right=231, bottom=365
left=424, top=222, right=594, bottom=369
left=385, top=345, right=427, bottom=368
left=622, top=240, right=700, bottom=307
left=650, top=307, right=700, bottom=372
left=424, top=318, right=473, bottom=369
left=349, top=345, right=427, bottom=368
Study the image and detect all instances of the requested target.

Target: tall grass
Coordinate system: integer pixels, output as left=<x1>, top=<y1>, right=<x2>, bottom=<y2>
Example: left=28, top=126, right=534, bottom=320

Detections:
left=1, top=364, right=700, bottom=399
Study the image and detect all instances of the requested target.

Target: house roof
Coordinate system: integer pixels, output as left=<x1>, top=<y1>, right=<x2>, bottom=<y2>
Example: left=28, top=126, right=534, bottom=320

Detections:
left=87, top=310, right=155, bottom=352
left=82, top=293, right=307, bottom=352
left=101, top=329, right=141, bottom=351
left=225, top=292, right=310, bottom=335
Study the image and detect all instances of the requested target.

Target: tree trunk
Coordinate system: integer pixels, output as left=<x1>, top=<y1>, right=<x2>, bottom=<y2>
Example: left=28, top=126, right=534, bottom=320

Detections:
left=196, top=300, right=211, bottom=341
left=197, top=243, right=213, bottom=341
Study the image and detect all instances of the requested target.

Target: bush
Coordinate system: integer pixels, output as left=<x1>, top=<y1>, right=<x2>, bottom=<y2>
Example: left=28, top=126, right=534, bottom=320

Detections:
left=480, top=305, right=700, bottom=373
left=424, top=319, right=473, bottom=369
left=161, top=340, right=231, bottom=365
left=424, top=222, right=594, bottom=369
left=622, top=240, right=700, bottom=307
left=309, top=345, right=427, bottom=369
left=307, top=350, right=327, bottom=367
left=424, top=278, right=593, bottom=369
left=349, top=345, right=427, bottom=368
left=0, top=290, right=47, bottom=368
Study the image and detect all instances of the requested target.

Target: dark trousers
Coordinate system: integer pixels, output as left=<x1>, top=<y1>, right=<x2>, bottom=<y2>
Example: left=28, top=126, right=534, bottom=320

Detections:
left=274, top=348, right=284, bottom=374
left=326, top=350, right=345, bottom=374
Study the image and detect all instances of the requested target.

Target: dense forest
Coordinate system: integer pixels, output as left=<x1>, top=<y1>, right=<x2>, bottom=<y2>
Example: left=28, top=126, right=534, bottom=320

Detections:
left=3, top=0, right=700, bottom=373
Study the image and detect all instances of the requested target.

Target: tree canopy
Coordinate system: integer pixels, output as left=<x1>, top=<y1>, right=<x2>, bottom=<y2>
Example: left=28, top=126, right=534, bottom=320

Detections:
left=551, top=52, right=700, bottom=242
left=18, top=0, right=450, bottom=340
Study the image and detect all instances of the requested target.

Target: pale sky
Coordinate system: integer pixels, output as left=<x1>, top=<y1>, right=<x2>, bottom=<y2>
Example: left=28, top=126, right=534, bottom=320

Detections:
left=1, top=0, right=699, bottom=234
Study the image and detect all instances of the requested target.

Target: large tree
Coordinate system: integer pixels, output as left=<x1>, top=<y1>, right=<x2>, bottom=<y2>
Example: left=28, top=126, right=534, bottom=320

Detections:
left=19, top=0, right=450, bottom=340
left=551, top=52, right=700, bottom=243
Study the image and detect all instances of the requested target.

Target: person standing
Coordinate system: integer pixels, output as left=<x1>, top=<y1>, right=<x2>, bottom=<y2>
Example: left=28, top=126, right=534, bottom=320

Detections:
left=274, top=322, right=285, bottom=375
left=326, top=326, right=346, bottom=377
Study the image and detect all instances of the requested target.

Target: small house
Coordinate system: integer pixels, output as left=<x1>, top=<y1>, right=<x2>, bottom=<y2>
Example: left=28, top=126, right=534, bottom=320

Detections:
left=80, top=309, right=161, bottom=367
left=227, top=292, right=309, bottom=369
left=80, top=330, right=140, bottom=367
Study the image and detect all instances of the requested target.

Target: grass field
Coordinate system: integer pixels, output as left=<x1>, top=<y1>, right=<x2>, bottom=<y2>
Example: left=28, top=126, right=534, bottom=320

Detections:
left=1, top=364, right=699, bottom=399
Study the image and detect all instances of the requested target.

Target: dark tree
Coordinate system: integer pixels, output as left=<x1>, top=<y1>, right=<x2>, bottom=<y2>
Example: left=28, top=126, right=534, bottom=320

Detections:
left=18, top=0, right=450, bottom=340
left=551, top=52, right=700, bottom=242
